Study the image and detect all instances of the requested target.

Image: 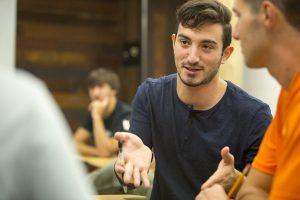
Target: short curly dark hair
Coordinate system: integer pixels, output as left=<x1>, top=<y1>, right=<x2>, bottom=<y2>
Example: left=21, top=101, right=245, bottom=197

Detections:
left=87, top=68, right=120, bottom=92
left=176, top=0, right=232, bottom=51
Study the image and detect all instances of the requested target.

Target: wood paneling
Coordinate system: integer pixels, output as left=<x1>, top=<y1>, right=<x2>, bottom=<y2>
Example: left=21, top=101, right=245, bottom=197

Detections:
left=18, top=49, right=121, bottom=69
left=18, top=0, right=122, bottom=16
left=148, top=0, right=185, bottom=78
left=53, top=92, right=90, bottom=109
left=18, top=20, right=121, bottom=45
left=17, top=0, right=141, bottom=131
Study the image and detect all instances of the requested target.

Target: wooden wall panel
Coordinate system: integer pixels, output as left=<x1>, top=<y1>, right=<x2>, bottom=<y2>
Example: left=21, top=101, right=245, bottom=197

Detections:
left=17, top=0, right=141, bottom=131
left=18, top=0, right=122, bottom=16
left=148, top=0, right=185, bottom=78
left=120, top=0, right=141, bottom=102
left=18, top=21, right=121, bottom=45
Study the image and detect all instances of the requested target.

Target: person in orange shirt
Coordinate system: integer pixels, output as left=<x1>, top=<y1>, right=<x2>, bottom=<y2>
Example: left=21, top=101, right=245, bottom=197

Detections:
left=196, top=0, right=300, bottom=199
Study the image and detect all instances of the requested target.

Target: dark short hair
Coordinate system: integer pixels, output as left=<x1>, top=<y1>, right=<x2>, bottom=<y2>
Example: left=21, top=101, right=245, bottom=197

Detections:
left=244, top=0, right=300, bottom=31
left=176, top=0, right=232, bottom=51
left=87, top=68, right=120, bottom=92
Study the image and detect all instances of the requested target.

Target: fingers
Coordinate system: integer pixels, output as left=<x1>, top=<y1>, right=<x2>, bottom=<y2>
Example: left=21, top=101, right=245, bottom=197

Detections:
left=221, top=146, right=234, bottom=165
left=197, top=184, right=227, bottom=200
left=102, top=97, right=110, bottom=105
left=201, top=147, right=232, bottom=190
left=117, top=163, right=149, bottom=188
left=133, top=167, right=141, bottom=187
left=141, top=170, right=150, bottom=188
left=114, top=132, right=150, bottom=188
left=195, top=191, right=207, bottom=200
left=123, top=162, right=134, bottom=184
left=201, top=171, right=219, bottom=190
left=88, top=102, right=93, bottom=112
left=115, top=162, right=125, bottom=174
left=120, top=162, right=147, bottom=188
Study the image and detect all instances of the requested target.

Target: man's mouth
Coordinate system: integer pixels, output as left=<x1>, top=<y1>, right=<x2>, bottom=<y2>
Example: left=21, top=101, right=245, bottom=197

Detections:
left=183, top=66, right=203, bottom=72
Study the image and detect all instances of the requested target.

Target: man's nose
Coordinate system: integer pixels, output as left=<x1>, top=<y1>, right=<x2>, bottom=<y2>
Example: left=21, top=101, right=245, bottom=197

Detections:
left=187, top=46, right=200, bottom=64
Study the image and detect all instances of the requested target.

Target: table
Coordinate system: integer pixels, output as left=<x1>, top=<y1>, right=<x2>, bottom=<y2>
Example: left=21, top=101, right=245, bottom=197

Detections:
left=94, top=194, right=146, bottom=200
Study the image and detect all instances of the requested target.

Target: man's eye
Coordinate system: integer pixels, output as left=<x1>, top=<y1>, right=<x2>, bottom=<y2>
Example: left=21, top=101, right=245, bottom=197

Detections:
left=203, top=45, right=212, bottom=49
left=180, top=40, right=189, bottom=45
left=203, top=44, right=215, bottom=50
left=202, top=44, right=215, bottom=53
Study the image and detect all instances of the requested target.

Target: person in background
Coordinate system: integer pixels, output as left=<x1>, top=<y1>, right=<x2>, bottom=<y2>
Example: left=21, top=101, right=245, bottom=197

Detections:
left=196, top=0, right=300, bottom=199
left=74, top=68, right=152, bottom=198
left=114, top=0, right=272, bottom=199
left=0, top=69, right=93, bottom=200
left=74, top=68, right=131, bottom=158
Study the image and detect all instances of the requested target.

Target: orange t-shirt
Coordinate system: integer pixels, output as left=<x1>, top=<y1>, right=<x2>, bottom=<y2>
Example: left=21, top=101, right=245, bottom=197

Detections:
left=253, top=73, right=300, bottom=199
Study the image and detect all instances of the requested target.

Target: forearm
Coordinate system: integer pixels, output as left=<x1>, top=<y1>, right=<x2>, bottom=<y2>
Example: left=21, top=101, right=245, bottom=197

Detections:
left=236, top=168, right=271, bottom=200
left=237, top=185, right=269, bottom=200
left=93, top=116, right=118, bottom=156
left=75, top=142, right=99, bottom=157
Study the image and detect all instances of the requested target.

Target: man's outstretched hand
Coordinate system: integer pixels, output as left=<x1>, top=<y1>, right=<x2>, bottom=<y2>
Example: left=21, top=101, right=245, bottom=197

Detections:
left=114, top=132, right=152, bottom=188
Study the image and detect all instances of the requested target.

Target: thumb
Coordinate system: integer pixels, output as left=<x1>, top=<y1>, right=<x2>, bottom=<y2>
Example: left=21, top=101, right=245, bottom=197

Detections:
left=221, top=146, right=234, bottom=165
left=114, top=132, right=129, bottom=143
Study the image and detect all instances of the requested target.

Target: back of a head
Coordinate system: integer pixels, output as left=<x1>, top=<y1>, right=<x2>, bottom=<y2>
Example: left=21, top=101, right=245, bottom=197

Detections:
left=176, top=0, right=232, bottom=51
left=87, top=68, right=120, bottom=92
left=245, top=0, right=300, bottom=31
left=275, top=0, right=300, bottom=31
left=0, top=70, right=93, bottom=200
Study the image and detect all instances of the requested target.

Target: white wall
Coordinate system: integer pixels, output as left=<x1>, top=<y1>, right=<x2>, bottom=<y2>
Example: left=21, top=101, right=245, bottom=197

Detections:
left=242, top=67, right=280, bottom=116
left=0, top=0, right=17, bottom=71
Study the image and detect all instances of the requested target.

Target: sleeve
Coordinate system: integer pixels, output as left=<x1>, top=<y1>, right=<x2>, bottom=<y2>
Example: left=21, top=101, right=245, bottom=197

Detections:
left=252, top=90, right=285, bottom=176
left=23, top=82, right=94, bottom=200
left=129, top=82, right=153, bottom=148
left=251, top=119, right=278, bottom=175
left=243, top=104, right=273, bottom=164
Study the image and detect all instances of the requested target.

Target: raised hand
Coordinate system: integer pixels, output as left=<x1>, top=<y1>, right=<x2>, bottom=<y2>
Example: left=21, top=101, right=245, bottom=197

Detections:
left=201, top=146, right=239, bottom=192
left=114, top=132, right=152, bottom=188
left=89, top=98, right=109, bottom=118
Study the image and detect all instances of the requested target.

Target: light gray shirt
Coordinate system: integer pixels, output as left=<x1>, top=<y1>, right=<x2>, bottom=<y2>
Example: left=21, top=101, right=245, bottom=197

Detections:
left=0, top=70, right=94, bottom=200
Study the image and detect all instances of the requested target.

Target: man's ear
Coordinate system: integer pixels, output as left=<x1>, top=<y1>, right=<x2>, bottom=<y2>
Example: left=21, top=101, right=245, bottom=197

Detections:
left=221, top=46, right=234, bottom=64
left=260, top=1, right=280, bottom=29
left=171, top=34, right=176, bottom=47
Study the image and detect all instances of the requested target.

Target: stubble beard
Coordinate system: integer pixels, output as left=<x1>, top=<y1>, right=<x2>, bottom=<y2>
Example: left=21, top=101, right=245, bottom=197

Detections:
left=178, top=63, right=220, bottom=87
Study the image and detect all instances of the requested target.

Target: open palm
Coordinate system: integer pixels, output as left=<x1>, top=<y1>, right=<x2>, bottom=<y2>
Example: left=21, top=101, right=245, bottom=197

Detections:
left=114, top=132, right=152, bottom=188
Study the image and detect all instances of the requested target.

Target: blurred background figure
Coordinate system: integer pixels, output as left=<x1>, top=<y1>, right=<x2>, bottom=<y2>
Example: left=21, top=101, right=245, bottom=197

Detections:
left=73, top=68, right=153, bottom=198
left=0, top=69, right=93, bottom=200
left=74, top=68, right=131, bottom=158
